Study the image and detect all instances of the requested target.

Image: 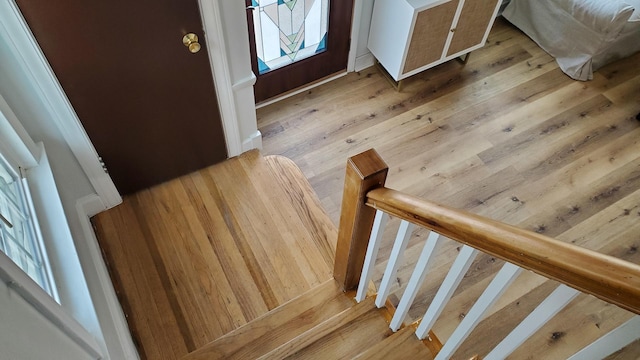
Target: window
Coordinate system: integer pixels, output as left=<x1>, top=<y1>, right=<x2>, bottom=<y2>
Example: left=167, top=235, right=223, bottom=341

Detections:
left=0, top=151, right=55, bottom=297
left=249, top=0, right=329, bottom=74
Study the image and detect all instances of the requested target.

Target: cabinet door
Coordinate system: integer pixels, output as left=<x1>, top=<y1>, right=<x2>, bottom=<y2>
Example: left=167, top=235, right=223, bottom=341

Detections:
left=446, top=0, right=500, bottom=56
left=403, top=0, right=459, bottom=75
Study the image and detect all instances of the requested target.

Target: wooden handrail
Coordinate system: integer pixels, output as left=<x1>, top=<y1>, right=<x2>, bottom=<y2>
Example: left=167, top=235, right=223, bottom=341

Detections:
left=365, top=187, right=640, bottom=315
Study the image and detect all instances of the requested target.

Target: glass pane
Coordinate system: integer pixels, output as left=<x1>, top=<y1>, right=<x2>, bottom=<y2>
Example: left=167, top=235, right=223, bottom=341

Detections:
left=0, top=158, right=20, bottom=206
left=251, top=0, right=329, bottom=74
left=0, top=154, right=51, bottom=294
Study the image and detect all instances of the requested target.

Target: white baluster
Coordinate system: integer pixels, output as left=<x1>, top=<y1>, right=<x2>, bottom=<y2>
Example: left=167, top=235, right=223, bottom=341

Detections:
left=435, top=262, right=523, bottom=360
left=416, top=245, right=479, bottom=339
left=390, top=231, right=444, bottom=331
left=485, top=284, right=580, bottom=360
left=355, top=210, right=390, bottom=303
left=375, top=220, right=415, bottom=308
left=568, top=316, right=640, bottom=360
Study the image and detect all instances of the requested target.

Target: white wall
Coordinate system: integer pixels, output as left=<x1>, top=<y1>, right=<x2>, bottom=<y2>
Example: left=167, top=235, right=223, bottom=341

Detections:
left=353, top=0, right=376, bottom=71
left=0, top=280, right=93, bottom=360
left=0, top=31, right=108, bottom=360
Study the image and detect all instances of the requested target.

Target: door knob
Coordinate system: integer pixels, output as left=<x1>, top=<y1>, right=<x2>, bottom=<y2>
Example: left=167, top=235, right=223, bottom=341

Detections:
left=182, top=33, right=201, bottom=53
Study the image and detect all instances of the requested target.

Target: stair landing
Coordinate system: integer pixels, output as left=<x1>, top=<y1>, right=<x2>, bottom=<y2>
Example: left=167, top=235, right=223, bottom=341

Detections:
left=92, top=150, right=338, bottom=359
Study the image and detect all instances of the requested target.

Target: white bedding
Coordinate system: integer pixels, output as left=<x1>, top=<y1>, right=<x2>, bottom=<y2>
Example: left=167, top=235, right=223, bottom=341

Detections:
left=503, top=0, right=640, bottom=80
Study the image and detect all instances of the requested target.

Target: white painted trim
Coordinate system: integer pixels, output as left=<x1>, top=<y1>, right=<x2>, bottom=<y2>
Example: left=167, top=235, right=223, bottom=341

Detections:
left=255, top=72, right=348, bottom=109
left=376, top=220, right=415, bottom=308
left=21, top=144, right=61, bottom=303
left=355, top=52, right=376, bottom=72
left=199, top=0, right=244, bottom=157
left=348, top=0, right=364, bottom=72
left=0, top=2, right=121, bottom=209
left=441, top=0, right=466, bottom=59
left=242, top=130, right=263, bottom=153
left=434, top=263, right=523, bottom=360
left=76, top=195, right=140, bottom=360
left=0, top=93, right=39, bottom=168
left=391, top=231, right=443, bottom=331
left=568, top=316, right=640, bottom=360
left=0, top=252, right=103, bottom=359
left=356, top=211, right=389, bottom=303
left=416, top=245, right=478, bottom=339
left=232, top=73, right=257, bottom=92
left=485, top=285, right=579, bottom=360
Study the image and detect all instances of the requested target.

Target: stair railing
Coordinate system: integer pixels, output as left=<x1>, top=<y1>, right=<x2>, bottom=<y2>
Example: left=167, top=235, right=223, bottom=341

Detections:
left=333, top=149, right=640, bottom=360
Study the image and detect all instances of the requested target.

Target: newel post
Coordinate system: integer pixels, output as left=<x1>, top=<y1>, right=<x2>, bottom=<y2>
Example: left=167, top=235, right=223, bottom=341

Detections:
left=333, top=149, right=388, bottom=291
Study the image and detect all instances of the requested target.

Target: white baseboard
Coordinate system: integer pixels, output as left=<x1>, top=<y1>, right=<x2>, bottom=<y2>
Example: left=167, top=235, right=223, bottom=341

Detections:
left=76, top=195, right=139, bottom=360
left=355, top=52, right=376, bottom=72
left=242, top=130, right=263, bottom=153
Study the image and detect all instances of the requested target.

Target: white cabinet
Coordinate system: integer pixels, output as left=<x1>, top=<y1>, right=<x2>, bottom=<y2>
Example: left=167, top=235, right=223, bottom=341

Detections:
left=368, top=0, right=502, bottom=81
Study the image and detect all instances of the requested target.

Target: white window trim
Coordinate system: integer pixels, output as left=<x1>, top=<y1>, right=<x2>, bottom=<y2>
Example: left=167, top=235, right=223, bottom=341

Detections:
left=0, top=252, right=102, bottom=358
left=0, top=94, right=103, bottom=358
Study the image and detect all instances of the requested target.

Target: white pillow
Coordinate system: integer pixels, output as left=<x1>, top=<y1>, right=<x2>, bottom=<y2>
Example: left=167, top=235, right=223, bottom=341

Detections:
left=625, top=0, right=640, bottom=21
left=553, top=0, right=635, bottom=33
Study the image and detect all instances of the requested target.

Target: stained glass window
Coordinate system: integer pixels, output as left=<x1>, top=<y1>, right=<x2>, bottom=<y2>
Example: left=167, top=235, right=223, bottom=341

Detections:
left=250, top=0, right=329, bottom=74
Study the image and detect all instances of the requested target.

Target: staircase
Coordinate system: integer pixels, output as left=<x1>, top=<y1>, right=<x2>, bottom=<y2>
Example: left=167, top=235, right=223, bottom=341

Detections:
left=95, top=149, right=640, bottom=359
left=181, top=149, right=639, bottom=360
left=181, top=279, right=433, bottom=360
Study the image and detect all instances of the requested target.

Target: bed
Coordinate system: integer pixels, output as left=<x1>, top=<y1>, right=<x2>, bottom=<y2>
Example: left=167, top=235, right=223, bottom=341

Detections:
left=502, top=0, right=640, bottom=80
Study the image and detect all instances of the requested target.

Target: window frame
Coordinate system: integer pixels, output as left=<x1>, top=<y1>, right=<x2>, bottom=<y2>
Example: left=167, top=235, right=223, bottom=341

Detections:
left=0, top=151, right=59, bottom=300
left=0, top=93, right=103, bottom=358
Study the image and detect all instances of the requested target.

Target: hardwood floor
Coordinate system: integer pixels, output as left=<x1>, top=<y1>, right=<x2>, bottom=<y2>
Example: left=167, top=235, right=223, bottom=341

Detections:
left=257, top=17, right=640, bottom=359
left=92, top=17, right=640, bottom=359
left=92, top=151, right=337, bottom=359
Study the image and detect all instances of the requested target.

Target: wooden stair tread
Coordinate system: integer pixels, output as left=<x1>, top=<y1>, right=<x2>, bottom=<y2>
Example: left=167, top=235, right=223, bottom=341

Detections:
left=264, top=154, right=338, bottom=268
left=259, top=296, right=378, bottom=359
left=180, top=279, right=353, bottom=360
left=94, top=150, right=342, bottom=358
left=353, top=325, right=435, bottom=360
left=277, top=296, right=393, bottom=359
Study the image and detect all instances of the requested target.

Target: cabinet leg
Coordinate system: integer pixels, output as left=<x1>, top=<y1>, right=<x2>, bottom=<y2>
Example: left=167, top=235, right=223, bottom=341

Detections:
left=456, top=52, right=471, bottom=65
left=375, top=60, right=404, bottom=92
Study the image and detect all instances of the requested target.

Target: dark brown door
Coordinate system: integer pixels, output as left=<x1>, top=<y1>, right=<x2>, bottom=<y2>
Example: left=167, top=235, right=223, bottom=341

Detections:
left=16, top=0, right=227, bottom=195
left=246, top=0, right=354, bottom=102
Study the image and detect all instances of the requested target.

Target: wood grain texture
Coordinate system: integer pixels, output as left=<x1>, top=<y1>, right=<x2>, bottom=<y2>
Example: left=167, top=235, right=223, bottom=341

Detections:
left=279, top=301, right=394, bottom=359
left=333, top=149, right=388, bottom=291
left=257, top=296, right=378, bottom=359
left=181, top=279, right=353, bottom=360
left=352, top=323, right=434, bottom=360
left=92, top=18, right=640, bottom=360
left=258, top=18, right=640, bottom=359
left=366, top=187, right=640, bottom=314
left=93, top=150, right=337, bottom=359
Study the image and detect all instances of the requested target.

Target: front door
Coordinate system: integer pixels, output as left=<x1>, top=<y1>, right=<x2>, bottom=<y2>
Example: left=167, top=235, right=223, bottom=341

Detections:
left=16, top=0, right=228, bottom=195
left=246, top=0, right=354, bottom=102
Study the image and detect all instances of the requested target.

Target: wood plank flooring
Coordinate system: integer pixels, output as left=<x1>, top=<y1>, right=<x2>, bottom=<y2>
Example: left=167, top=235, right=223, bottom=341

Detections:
left=92, top=151, right=337, bottom=359
left=257, top=17, right=640, bottom=359
left=92, top=17, right=640, bottom=359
